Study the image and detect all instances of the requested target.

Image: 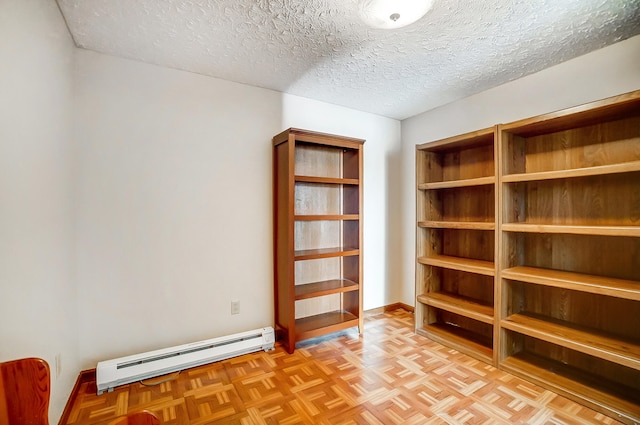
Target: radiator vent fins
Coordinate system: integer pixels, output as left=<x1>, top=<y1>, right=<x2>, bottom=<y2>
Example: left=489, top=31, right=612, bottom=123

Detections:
left=116, top=333, right=264, bottom=370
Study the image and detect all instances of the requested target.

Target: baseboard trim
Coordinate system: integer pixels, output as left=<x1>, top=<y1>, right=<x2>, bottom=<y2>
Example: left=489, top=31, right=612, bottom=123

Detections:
left=58, top=369, right=96, bottom=425
left=365, top=302, right=414, bottom=316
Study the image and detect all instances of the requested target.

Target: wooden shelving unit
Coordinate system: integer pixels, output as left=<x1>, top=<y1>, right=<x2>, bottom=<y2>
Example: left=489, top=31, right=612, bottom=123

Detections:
left=415, top=90, right=640, bottom=423
left=273, top=128, right=364, bottom=353
left=415, top=128, right=498, bottom=365
left=497, top=90, right=640, bottom=424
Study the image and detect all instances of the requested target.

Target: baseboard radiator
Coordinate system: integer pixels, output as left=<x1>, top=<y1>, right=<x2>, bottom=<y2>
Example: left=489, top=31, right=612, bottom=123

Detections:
left=96, top=326, right=275, bottom=395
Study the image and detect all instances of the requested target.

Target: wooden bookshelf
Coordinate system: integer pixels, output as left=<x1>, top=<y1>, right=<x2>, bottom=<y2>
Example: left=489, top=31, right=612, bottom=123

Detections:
left=416, top=90, right=640, bottom=423
left=273, top=128, right=364, bottom=353
left=415, top=127, right=498, bottom=364
left=497, top=90, right=640, bottom=424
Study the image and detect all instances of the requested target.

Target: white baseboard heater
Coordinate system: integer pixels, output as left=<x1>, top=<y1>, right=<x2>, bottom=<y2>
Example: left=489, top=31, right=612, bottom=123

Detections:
left=96, top=326, right=275, bottom=395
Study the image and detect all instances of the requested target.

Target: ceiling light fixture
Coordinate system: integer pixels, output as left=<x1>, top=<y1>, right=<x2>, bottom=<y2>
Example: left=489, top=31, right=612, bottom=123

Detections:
left=358, top=0, right=434, bottom=29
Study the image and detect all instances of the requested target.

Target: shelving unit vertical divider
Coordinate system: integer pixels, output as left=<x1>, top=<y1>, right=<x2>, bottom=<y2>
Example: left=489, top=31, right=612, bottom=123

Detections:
left=493, top=124, right=503, bottom=367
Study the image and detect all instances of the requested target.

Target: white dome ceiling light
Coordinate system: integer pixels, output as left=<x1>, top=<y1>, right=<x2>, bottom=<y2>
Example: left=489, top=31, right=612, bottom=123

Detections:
left=358, top=0, right=435, bottom=29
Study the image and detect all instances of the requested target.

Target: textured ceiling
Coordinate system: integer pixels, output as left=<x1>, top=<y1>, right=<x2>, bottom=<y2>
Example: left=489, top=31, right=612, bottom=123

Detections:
left=57, top=0, right=640, bottom=120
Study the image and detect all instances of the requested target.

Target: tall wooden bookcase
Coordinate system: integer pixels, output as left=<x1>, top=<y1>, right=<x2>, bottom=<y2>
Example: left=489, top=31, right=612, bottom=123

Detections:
left=497, top=91, right=640, bottom=423
left=416, top=90, right=640, bottom=424
left=273, top=128, right=364, bottom=354
left=415, top=128, right=498, bottom=364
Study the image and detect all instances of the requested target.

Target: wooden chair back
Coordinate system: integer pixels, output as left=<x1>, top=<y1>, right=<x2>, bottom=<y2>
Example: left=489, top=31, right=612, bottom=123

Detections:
left=0, top=357, right=50, bottom=425
left=107, top=411, right=160, bottom=425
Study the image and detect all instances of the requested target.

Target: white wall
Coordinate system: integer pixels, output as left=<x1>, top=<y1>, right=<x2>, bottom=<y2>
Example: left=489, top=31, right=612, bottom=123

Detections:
left=399, top=34, right=640, bottom=306
left=74, top=50, right=402, bottom=368
left=74, top=50, right=282, bottom=364
left=0, top=0, right=78, bottom=421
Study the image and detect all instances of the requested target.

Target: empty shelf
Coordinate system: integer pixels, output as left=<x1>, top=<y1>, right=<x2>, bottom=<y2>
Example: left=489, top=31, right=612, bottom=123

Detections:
left=501, top=313, right=640, bottom=370
left=416, top=323, right=493, bottom=364
left=501, top=223, right=640, bottom=237
left=418, top=176, right=495, bottom=190
left=417, top=292, right=493, bottom=324
left=295, top=279, right=359, bottom=300
left=295, top=214, right=359, bottom=221
left=295, top=247, right=359, bottom=261
left=295, top=175, right=359, bottom=185
left=501, top=266, right=640, bottom=301
left=501, top=352, right=640, bottom=424
left=418, top=220, right=495, bottom=230
left=418, top=255, right=495, bottom=276
left=295, top=311, right=359, bottom=342
left=502, top=160, right=640, bottom=183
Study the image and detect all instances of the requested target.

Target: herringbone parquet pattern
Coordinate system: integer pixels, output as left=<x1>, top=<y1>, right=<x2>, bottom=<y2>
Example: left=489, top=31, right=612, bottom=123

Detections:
left=63, top=310, right=622, bottom=425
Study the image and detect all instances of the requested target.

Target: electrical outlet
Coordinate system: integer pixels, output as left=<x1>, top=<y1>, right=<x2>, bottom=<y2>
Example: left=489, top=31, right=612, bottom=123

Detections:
left=231, top=300, right=240, bottom=315
left=55, top=354, right=62, bottom=378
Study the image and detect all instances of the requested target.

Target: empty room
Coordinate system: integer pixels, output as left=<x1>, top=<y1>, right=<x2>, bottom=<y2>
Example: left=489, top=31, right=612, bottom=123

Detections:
left=1, top=0, right=639, bottom=424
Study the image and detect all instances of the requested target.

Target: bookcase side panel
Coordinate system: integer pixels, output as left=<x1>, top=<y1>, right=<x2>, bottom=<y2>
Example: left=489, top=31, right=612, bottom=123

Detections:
left=274, top=141, right=295, bottom=340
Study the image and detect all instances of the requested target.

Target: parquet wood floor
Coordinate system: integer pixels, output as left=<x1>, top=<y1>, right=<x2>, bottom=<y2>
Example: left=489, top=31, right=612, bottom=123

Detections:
left=63, top=309, right=623, bottom=425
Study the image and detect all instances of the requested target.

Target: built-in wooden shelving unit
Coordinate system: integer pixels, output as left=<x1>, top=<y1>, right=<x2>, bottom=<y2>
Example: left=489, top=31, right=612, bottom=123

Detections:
left=497, top=90, right=640, bottom=424
left=415, top=127, right=498, bottom=365
left=416, top=90, right=640, bottom=424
